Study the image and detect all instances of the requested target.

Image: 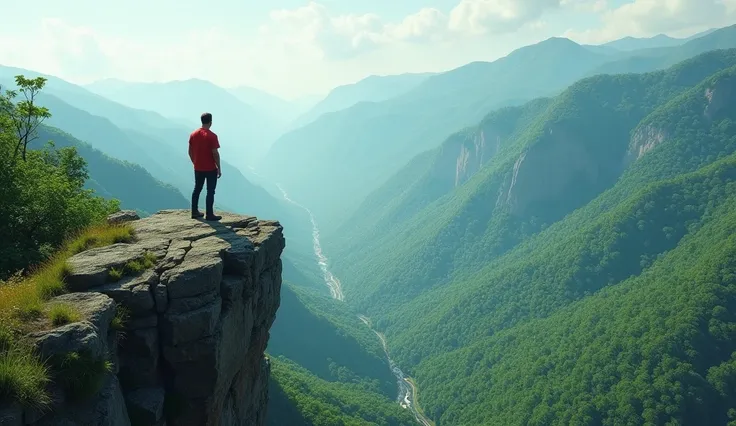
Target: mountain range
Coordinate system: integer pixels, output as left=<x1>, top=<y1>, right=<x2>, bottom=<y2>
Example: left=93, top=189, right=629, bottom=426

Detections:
left=5, top=21, right=736, bottom=425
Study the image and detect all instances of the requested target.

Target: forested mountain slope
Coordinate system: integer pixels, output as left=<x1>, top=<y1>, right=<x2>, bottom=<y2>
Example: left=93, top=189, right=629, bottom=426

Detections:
left=331, top=49, right=736, bottom=313
left=326, top=50, right=736, bottom=425
left=268, top=358, right=414, bottom=426
left=35, top=126, right=187, bottom=215
left=261, top=25, right=736, bottom=234
left=266, top=271, right=408, bottom=425
left=260, top=37, right=614, bottom=230
left=414, top=154, right=736, bottom=424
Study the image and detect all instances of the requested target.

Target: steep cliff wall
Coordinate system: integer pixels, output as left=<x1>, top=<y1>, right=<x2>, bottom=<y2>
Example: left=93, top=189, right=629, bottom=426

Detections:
left=1, top=210, right=285, bottom=426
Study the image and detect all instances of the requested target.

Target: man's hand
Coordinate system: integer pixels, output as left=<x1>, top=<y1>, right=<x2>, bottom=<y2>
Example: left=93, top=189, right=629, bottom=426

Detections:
left=217, top=168, right=222, bottom=179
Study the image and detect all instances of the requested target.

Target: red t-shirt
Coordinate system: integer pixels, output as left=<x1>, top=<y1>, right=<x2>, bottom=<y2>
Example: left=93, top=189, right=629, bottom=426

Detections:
left=189, top=128, right=220, bottom=171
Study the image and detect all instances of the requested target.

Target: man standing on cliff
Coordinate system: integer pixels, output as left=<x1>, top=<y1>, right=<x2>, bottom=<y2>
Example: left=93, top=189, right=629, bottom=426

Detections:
left=189, top=112, right=222, bottom=221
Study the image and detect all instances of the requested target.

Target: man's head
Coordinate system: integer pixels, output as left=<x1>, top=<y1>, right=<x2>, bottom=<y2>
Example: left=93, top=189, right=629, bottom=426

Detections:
left=201, top=112, right=213, bottom=129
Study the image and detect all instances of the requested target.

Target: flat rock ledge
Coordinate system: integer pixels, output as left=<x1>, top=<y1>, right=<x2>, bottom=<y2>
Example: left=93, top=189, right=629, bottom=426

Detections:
left=2, top=210, right=285, bottom=426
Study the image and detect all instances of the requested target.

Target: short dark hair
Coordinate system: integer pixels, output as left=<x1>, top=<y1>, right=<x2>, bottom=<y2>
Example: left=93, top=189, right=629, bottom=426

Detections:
left=201, top=112, right=212, bottom=125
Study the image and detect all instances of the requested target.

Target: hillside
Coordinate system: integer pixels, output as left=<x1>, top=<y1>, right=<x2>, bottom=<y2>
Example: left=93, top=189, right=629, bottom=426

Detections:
left=268, top=357, right=415, bottom=426
left=330, top=49, right=736, bottom=312
left=290, top=72, right=434, bottom=129
left=85, top=78, right=279, bottom=163
left=261, top=26, right=736, bottom=234
left=36, top=126, right=187, bottom=216
left=268, top=284, right=396, bottom=397
left=321, top=49, right=736, bottom=424
left=260, top=37, right=614, bottom=231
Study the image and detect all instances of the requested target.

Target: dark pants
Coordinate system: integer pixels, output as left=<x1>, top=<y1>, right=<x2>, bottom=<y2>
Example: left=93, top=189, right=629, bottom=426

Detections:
left=192, top=169, right=218, bottom=216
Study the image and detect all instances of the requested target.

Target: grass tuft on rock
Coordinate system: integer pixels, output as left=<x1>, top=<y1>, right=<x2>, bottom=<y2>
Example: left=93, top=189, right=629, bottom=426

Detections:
left=0, top=343, right=50, bottom=410
left=0, top=222, right=134, bottom=410
left=53, top=350, right=113, bottom=402
left=47, top=303, right=82, bottom=327
left=108, top=251, right=157, bottom=283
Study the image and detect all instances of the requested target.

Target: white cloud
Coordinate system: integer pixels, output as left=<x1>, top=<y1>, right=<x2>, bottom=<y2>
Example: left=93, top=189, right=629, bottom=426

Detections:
left=448, top=0, right=565, bottom=35
left=565, top=0, right=735, bottom=43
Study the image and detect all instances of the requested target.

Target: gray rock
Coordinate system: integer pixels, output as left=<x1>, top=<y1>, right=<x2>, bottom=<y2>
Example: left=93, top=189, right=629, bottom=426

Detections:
left=36, top=374, right=131, bottom=426
left=159, top=244, right=223, bottom=300
left=167, top=291, right=219, bottom=315
left=161, top=299, right=222, bottom=346
left=221, top=275, right=245, bottom=305
left=107, top=210, right=140, bottom=225
left=157, top=240, right=191, bottom=272
left=66, top=244, right=146, bottom=291
left=31, top=294, right=115, bottom=371
left=132, top=211, right=220, bottom=242
left=153, top=282, right=168, bottom=313
left=93, top=270, right=157, bottom=316
left=51, top=292, right=116, bottom=337
left=30, top=321, right=105, bottom=361
left=126, top=387, right=165, bottom=426
left=126, top=315, right=158, bottom=330
left=0, top=403, right=22, bottom=426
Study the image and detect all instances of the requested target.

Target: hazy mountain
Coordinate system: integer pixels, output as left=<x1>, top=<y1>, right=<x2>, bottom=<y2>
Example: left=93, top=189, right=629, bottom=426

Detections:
left=327, top=49, right=736, bottom=424
left=601, top=27, right=718, bottom=51
left=259, top=37, right=620, bottom=231
left=35, top=126, right=188, bottom=216
left=85, top=78, right=279, bottom=163
left=228, top=85, right=313, bottom=127
left=290, top=72, right=435, bottom=130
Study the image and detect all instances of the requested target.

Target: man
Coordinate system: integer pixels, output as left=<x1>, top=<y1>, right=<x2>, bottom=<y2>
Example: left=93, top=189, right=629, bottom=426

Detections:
left=189, top=112, right=222, bottom=221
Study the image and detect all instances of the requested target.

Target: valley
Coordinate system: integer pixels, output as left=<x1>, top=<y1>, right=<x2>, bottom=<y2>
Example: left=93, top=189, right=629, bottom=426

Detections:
left=3, top=10, right=736, bottom=425
left=278, top=184, right=432, bottom=425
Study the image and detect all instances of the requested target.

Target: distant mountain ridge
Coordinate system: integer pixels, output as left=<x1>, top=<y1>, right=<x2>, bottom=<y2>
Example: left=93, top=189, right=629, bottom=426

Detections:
left=85, top=77, right=280, bottom=163
left=289, top=72, right=435, bottom=130
left=261, top=25, right=736, bottom=235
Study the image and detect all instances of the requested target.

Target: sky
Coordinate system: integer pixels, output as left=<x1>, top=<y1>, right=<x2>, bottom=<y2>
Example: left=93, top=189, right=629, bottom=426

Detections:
left=0, top=0, right=734, bottom=100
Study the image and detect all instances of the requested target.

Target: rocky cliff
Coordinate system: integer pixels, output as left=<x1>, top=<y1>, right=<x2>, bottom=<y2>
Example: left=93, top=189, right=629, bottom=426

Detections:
left=2, top=210, right=285, bottom=426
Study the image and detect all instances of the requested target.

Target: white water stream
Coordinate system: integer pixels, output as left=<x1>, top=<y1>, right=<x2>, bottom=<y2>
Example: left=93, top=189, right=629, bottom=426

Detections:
left=276, top=184, right=431, bottom=426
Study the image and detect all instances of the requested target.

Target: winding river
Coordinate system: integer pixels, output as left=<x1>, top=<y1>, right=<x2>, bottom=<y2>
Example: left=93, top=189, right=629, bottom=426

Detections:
left=276, top=184, right=432, bottom=426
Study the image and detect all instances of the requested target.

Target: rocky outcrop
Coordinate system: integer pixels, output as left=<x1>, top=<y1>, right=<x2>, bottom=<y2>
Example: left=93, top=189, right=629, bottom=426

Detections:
left=5, top=210, right=285, bottom=426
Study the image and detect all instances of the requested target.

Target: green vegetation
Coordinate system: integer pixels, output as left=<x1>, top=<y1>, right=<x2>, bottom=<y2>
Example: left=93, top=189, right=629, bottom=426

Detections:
left=317, top=48, right=736, bottom=424
left=47, top=303, right=81, bottom=327
left=332, top=49, right=736, bottom=316
left=0, top=345, right=50, bottom=409
left=0, top=76, right=121, bottom=279
left=108, top=252, right=156, bottom=283
left=268, top=357, right=415, bottom=426
left=0, top=75, right=133, bottom=410
left=52, top=350, right=113, bottom=402
left=269, top=284, right=395, bottom=396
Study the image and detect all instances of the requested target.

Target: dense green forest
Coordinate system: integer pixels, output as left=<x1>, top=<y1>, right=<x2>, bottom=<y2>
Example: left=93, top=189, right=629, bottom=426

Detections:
left=314, top=46, right=736, bottom=425
left=268, top=284, right=395, bottom=397
left=331, top=49, right=736, bottom=316
left=268, top=357, right=415, bottom=426
left=0, top=76, right=120, bottom=277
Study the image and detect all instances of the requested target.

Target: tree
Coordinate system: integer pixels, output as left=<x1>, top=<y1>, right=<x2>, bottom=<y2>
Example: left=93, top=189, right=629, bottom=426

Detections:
left=0, top=75, right=51, bottom=165
left=0, top=75, right=118, bottom=278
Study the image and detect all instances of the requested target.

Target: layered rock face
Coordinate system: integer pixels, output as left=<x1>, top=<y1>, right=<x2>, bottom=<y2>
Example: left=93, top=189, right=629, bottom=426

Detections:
left=7, top=210, right=285, bottom=426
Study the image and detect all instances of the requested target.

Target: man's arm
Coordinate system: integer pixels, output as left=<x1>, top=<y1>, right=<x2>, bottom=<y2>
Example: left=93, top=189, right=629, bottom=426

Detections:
left=212, top=134, right=222, bottom=178
left=213, top=148, right=221, bottom=178
left=188, top=135, right=194, bottom=164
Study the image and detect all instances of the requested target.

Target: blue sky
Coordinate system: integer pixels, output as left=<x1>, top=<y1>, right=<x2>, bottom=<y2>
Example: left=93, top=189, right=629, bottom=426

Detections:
left=1, top=0, right=733, bottom=99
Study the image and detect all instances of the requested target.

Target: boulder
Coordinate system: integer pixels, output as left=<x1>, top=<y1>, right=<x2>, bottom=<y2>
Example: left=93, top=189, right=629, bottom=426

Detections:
left=107, top=210, right=140, bottom=225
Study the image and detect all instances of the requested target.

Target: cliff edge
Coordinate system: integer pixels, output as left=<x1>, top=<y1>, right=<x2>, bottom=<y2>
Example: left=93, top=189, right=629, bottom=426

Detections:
left=2, top=209, right=285, bottom=426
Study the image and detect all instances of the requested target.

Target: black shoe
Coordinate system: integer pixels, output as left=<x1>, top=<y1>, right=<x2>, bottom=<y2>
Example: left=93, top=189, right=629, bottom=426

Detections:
left=205, top=215, right=222, bottom=222
left=192, top=211, right=205, bottom=219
